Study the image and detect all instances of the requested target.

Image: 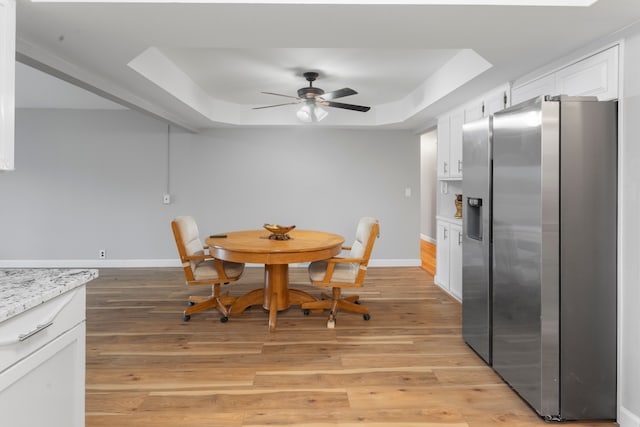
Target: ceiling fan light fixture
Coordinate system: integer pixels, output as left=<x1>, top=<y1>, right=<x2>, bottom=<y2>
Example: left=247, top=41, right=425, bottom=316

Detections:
left=297, top=104, right=328, bottom=123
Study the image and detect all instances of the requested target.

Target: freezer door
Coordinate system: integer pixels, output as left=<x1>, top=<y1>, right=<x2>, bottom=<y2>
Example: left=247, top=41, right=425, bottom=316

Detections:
left=558, top=98, right=617, bottom=419
left=462, top=117, right=492, bottom=364
left=492, top=97, right=560, bottom=417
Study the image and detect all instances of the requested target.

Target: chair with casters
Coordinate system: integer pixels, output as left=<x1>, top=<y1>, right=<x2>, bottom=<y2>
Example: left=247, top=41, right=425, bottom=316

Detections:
left=301, top=217, right=379, bottom=328
left=171, top=216, right=244, bottom=323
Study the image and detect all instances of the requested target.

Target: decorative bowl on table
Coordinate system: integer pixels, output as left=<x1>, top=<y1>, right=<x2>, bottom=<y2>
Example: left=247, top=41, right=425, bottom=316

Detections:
left=263, top=224, right=296, bottom=240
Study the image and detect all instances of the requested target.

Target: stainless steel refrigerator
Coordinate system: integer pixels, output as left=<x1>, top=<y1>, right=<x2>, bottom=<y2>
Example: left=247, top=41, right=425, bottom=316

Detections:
left=462, top=116, right=493, bottom=365
left=488, top=95, right=617, bottom=420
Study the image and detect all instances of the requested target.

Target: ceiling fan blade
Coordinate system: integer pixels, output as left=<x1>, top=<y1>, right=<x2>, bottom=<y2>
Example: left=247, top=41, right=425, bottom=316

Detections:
left=261, top=91, right=300, bottom=100
left=252, top=101, right=301, bottom=110
left=320, top=88, right=357, bottom=101
left=323, top=100, right=371, bottom=112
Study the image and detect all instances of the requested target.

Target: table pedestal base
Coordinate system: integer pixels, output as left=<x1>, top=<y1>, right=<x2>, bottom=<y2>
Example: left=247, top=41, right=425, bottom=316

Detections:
left=230, top=264, right=317, bottom=331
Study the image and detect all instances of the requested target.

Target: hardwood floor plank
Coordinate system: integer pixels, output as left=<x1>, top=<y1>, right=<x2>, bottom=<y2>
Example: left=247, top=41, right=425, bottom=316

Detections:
left=85, top=267, right=617, bottom=427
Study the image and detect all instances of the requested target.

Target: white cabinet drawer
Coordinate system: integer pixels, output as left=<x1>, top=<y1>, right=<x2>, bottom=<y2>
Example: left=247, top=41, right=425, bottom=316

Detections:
left=0, top=286, right=85, bottom=372
left=0, top=322, right=85, bottom=427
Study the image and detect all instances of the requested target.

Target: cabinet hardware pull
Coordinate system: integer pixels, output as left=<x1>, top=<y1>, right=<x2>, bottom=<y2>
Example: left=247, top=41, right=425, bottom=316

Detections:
left=444, top=229, right=448, bottom=239
left=458, top=160, right=462, bottom=172
left=0, top=290, right=78, bottom=346
left=18, top=321, right=54, bottom=342
left=443, top=161, right=448, bottom=174
left=458, top=232, right=463, bottom=245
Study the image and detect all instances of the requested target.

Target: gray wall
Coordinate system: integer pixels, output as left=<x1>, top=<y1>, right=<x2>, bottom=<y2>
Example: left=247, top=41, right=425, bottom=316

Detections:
left=420, top=129, right=437, bottom=241
left=0, top=109, right=421, bottom=265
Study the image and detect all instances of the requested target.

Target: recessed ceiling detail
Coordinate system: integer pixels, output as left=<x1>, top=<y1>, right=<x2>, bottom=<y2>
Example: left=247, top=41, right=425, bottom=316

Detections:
left=127, top=47, right=491, bottom=126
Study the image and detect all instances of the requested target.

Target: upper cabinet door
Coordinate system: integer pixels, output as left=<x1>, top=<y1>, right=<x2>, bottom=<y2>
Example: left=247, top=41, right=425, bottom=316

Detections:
left=449, top=111, right=464, bottom=178
left=512, top=45, right=619, bottom=106
left=0, top=0, right=16, bottom=171
left=485, top=90, right=509, bottom=116
left=437, top=116, right=451, bottom=179
left=512, top=74, right=556, bottom=105
left=464, top=101, right=484, bottom=123
left=556, top=45, right=618, bottom=101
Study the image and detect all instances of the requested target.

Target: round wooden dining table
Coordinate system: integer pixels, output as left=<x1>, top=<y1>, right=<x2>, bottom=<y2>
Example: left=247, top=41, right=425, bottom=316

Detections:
left=205, top=229, right=344, bottom=331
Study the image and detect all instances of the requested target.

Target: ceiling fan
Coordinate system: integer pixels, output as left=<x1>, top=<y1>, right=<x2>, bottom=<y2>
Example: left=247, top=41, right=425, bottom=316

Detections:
left=253, top=72, right=371, bottom=122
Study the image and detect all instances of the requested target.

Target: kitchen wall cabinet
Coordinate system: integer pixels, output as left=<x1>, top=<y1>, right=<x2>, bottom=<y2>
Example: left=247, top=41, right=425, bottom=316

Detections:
left=0, top=286, right=86, bottom=426
left=437, top=110, right=464, bottom=179
left=464, top=85, right=510, bottom=123
left=512, top=45, right=619, bottom=105
left=0, top=0, right=15, bottom=171
left=435, top=218, right=462, bottom=301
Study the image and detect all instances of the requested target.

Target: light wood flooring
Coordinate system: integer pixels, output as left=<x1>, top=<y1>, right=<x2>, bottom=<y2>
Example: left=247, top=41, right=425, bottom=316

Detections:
left=85, top=267, right=617, bottom=427
left=421, top=239, right=437, bottom=276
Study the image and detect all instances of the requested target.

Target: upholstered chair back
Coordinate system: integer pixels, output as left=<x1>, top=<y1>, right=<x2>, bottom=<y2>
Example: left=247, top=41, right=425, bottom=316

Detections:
left=174, top=216, right=205, bottom=271
left=349, top=216, right=378, bottom=260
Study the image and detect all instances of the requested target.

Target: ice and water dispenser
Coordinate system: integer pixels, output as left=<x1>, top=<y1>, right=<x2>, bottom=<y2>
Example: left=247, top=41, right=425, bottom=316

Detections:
left=466, top=197, right=483, bottom=241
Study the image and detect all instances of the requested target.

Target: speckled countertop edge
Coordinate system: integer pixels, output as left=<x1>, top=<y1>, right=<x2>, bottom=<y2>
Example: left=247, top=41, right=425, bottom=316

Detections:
left=0, top=269, right=99, bottom=323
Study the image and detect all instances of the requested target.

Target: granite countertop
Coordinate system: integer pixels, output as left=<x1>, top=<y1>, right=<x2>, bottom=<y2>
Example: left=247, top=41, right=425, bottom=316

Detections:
left=0, top=269, right=99, bottom=323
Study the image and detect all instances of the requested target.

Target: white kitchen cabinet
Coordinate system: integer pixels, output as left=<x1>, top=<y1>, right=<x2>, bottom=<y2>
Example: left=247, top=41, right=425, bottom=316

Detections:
left=465, top=86, right=510, bottom=123
left=449, top=223, right=463, bottom=300
left=436, top=110, right=464, bottom=179
left=435, top=219, right=462, bottom=301
left=0, top=0, right=15, bottom=171
left=435, top=220, right=450, bottom=289
left=512, top=45, right=619, bottom=105
left=555, top=45, right=618, bottom=100
left=436, top=116, right=450, bottom=179
left=484, top=89, right=510, bottom=116
left=0, top=285, right=86, bottom=427
left=464, top=100, right=484, bottom=123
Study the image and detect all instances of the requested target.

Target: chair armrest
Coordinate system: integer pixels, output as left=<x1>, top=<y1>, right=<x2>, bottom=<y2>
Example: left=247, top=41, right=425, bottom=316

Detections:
left=183, top=255, right=232, bottom=280
left=325, top=256, right=364, bottom=264
left=183, top=254, right=213, bottom=261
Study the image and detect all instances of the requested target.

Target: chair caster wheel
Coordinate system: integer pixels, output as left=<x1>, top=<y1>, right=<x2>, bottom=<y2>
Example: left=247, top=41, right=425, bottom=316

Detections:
left=187, top=301, right=196, bottom=307
left=183, top=314, right=191, bottom=322
left=354, top=300, right=361, bottom=305
left=303, top=309, right=310, bottom=316
left=363, top=313, right=370, bottom=321
left=220, top=316, right=228, bottom=323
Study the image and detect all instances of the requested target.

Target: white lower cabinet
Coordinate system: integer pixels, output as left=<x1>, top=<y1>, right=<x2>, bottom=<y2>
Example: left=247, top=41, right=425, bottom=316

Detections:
left=436, top=221, right=451, bottom=289
left=435, top=219, right=462, bottom=301
left=449, top=223, right=462, bottom=299
left=0, top=286, right=86, bottom=427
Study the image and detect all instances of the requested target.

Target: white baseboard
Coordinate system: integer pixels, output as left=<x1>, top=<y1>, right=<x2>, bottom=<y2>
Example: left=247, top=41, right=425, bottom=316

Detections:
left=0, top=259, right=181, bottom=268
left=0, top=258, right=421, bottom=269
left=420, top=233, right=436, bottom=245
left=620, top=407, right=640, bottom=427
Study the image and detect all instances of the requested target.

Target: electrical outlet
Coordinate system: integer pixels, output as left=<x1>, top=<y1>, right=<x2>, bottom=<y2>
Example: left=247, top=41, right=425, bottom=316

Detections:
left=163, top=194, right=171, bottom=205
left=98, top=249, right=106, bottom=259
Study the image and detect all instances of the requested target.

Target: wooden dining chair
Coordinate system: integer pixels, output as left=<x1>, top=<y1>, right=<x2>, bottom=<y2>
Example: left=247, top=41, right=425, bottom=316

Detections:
left=171, top=216, right=244, bottom=323
left=301, top=217, right=379, bottom=328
